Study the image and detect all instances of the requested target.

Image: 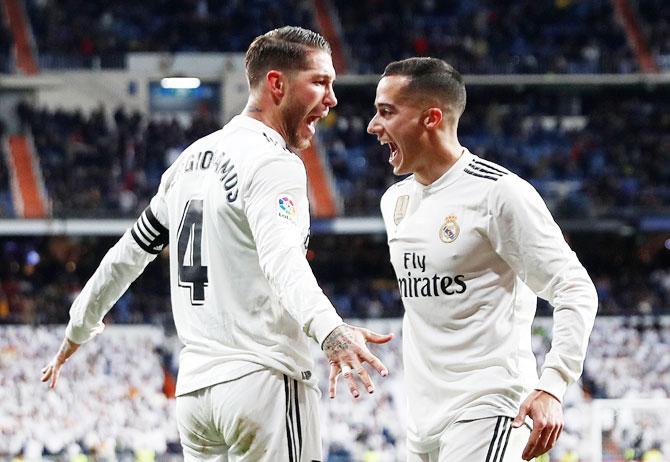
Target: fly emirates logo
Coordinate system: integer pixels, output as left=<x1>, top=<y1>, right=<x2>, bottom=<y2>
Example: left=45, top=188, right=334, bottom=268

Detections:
left=398, top=252, right=466, bottom=298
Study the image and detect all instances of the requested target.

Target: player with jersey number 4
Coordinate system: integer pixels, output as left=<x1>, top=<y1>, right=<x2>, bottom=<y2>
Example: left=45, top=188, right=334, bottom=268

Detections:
left=366, top=57, right=599, bottom=462
left=41, top=26, right=393, bottom=462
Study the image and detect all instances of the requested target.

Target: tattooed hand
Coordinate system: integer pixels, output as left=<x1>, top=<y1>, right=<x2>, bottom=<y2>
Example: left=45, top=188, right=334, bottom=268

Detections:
left=322, top=324, right=393, bottom=399
left=41, top=337, right=80, bottom=389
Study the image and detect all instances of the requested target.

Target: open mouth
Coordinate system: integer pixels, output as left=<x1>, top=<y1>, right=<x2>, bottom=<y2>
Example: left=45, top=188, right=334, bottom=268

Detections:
left=382, top=141, right=399, bottom=164
left=305, top=115, right=322, bottom=133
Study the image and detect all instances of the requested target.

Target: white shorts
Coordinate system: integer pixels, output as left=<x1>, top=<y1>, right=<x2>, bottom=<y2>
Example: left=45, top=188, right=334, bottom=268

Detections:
left=176, top=368, right=322, bottom=462
left=407, top=416, right=533, bottom=462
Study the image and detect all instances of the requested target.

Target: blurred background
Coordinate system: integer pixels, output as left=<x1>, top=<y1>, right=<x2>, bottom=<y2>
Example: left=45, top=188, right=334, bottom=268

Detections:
left=0, top=0, right=669, bottom=461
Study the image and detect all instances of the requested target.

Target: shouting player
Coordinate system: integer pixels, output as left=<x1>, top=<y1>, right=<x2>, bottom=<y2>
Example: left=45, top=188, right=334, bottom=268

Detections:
left=42, top=26, right=392, bottom=461
left=366, top=57, right=598, bottom=461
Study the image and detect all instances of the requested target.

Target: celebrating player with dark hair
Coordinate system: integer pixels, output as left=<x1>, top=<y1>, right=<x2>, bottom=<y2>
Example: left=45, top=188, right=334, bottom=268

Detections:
left=42, top=26, right=393, bottom=461
left=367, top=57, right=598, bottom=461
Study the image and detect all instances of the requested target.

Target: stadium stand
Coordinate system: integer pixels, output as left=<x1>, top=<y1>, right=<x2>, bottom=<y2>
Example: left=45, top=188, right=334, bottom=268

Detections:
left=7, top=85, right=669, bottom=219
left=319, top=85, right=670, bottom=217
left=20, top=0, right=646, bottom=75
left=331, top=0, right=636, bottom=74
left=1, top=318, right=669, bottom=460
left=0, top=120, right=15, bottom=217
left=0, top=6, right=13, bottom=73
left=15, top=102, right=220, bottom=217
left=0, top=232, right=667, bottom=328
left=636, top=0, right=670, bottom=70
left=25, top=0, right=318, bottom=68
left=0, top=236, right=170, bottom=325
left=0, top=325, right=178, bottom=458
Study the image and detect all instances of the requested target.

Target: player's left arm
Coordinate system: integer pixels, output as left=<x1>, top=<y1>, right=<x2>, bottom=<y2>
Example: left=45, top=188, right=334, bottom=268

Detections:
left=245, top=155, right=392, bottom=398
left=42, top=174, right=172, bottom=389
left=487, top=175, right=598, bottom=459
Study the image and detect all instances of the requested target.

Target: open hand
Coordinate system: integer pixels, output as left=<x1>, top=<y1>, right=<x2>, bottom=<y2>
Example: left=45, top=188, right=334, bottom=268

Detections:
left=322, top=324, right=393, bottom=399
left=41, top=338, right=80, bottom=389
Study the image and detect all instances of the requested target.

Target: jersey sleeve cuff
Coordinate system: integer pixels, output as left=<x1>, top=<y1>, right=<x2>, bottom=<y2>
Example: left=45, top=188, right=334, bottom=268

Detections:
left=65, top=321, right=104, bottom=345
left=536, top=367, right=568, bottom=402
left=312, top=311, right=344, bottom=346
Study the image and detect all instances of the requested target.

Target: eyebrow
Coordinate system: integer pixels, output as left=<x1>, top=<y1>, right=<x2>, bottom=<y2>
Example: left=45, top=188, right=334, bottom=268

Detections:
left=310, top=72, right=335, bottom=81
left=374, top=102, right=395, bottom=109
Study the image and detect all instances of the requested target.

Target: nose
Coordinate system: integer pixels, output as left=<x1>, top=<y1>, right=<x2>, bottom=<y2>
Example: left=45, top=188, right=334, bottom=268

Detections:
left=324, top=84, right=337, bottom=108
left=367, top=114, right=379, bottom=134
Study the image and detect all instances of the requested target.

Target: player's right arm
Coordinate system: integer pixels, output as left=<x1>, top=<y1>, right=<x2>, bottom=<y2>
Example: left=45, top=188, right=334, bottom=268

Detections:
left=244, top=153, right=392, bottom=398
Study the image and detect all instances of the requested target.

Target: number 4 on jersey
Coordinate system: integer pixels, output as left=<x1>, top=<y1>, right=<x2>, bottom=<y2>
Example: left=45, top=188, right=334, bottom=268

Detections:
left=177, top=199, right=209, bottom=305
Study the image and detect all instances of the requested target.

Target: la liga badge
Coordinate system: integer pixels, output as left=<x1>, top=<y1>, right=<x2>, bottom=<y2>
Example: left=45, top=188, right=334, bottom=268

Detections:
left=277, top=194, right=297, bottom=223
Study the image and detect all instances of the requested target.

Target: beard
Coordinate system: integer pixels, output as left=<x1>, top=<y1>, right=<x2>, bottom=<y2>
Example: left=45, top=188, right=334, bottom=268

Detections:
left=281, top=99, right=312, bottom=150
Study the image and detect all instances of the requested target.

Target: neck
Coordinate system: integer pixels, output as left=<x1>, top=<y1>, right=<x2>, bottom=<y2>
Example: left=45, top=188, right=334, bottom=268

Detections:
left=414, top=130, right=464, bottom=185
left=242, top=99, right=289, bottom=143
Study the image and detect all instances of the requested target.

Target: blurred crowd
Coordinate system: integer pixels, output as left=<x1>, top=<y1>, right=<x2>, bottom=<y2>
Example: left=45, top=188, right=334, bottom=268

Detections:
left=1, top=233, right=668, bottom=327
left=319, top=86, right=670, bottom=217
left=12, top=0, right=667, bottom=74
left=0, top=6, right=12, bottom=73
left=25, top=0, right=317, bottom=68
left=4, top=84, right=668, bottom=219
left=638, top=0, right=670, bottom=69
left=2, top=318, right=669, bottom=460
left=0, top=325, right=178, bottom=459
left=0, top=120, right=12, bottom=217
left=14, top=101, right=220, bottom=218
left=0, top=0, right=665, bottom=75
left=333, top=0, right=635, bottom=74
left=0, top=236, right=170, bottom=326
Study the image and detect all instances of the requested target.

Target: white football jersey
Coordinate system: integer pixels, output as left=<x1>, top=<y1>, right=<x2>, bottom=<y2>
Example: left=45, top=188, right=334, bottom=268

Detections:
left=380, top=150, right=598, bottom=453
left=66, top=115, right=343, bottom=396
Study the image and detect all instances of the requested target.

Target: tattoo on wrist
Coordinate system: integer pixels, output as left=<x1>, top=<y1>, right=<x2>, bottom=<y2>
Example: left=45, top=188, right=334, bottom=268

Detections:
left=322, top=326, right=352, bottom=356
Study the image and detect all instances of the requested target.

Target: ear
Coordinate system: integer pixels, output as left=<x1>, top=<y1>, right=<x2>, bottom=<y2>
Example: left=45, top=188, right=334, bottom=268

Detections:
left=423, top=107, right=443, bottom=129
left=267, top=70, right=285, bottom=103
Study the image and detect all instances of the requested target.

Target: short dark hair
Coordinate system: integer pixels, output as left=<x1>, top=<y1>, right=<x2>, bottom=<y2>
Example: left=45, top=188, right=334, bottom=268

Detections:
left=383, top=57, right=466, bottom=118
left=245, top=26, right=331, bottom=89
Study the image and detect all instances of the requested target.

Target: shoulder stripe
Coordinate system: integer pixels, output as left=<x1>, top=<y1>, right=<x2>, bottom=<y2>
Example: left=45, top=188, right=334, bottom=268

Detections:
left=130, top=206, right=169, bottom=254
left=473, top=159, right=508, bottom=175
left=467, top=162, right=503, bottom=177
left=464, top=168, right=499, bottom=181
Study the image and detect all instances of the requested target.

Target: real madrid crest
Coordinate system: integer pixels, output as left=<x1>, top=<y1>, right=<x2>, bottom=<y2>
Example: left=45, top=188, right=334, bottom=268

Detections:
left=439, top=215, right=460, bottom=243
left=394, top=195, right=409, bottom=225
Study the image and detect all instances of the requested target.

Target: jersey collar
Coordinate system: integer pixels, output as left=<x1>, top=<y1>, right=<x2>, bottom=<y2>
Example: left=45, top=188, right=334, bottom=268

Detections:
left=415, top=149, right=473, bottom=193
left=232, top=114, right=288, bottom=149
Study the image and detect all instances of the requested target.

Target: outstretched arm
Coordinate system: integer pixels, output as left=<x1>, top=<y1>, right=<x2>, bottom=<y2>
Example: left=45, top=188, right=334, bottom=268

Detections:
left=41, top=203, right=169, bottom=388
